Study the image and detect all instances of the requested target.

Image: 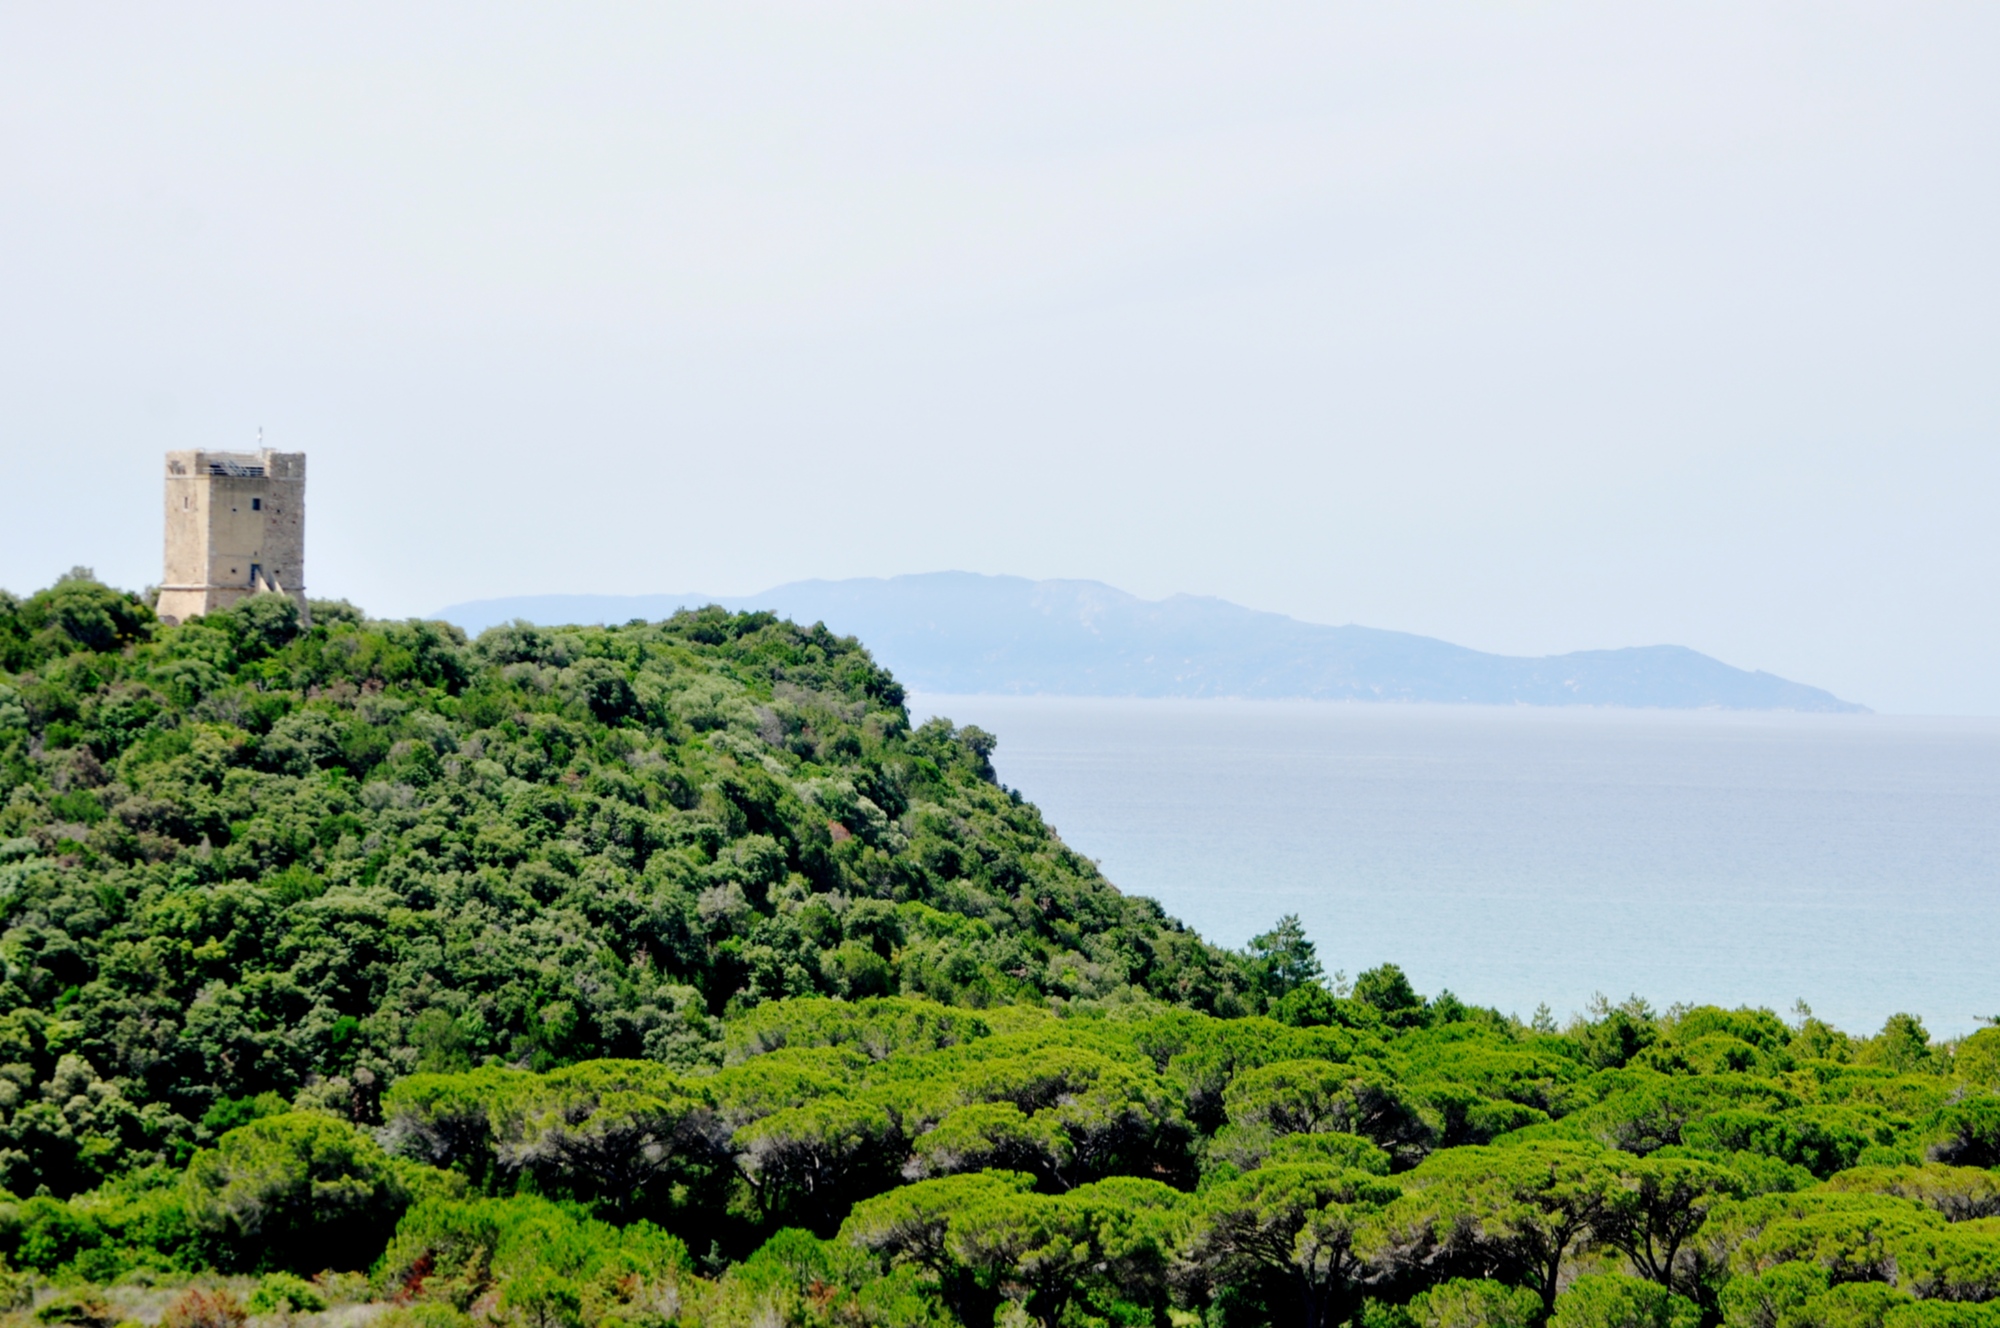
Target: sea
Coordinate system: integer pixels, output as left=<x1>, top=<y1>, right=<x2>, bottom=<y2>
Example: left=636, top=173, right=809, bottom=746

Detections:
left=905, top=696, right=2000, bottom=1039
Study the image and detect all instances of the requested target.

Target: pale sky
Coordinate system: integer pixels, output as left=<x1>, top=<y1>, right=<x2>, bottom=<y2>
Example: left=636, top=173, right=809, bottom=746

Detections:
left=1, top=4, right=1995, bottom=713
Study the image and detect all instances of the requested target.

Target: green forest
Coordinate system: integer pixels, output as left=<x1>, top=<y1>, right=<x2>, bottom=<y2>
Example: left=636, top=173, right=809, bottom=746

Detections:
left=1, top=574, right=1997, bottom=1328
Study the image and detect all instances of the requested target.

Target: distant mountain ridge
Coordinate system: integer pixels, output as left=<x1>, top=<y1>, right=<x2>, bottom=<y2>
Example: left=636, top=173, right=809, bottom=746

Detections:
left=436, top=572, right=1866, bottom=712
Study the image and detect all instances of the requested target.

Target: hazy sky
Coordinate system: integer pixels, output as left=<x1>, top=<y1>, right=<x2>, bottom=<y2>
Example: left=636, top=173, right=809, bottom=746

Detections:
left=2, top=4, right=1995, bottom=713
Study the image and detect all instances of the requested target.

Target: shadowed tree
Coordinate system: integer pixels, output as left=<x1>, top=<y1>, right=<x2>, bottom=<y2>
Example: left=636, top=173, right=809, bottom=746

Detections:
left=1180, top=1164, right=1400, bottom=1328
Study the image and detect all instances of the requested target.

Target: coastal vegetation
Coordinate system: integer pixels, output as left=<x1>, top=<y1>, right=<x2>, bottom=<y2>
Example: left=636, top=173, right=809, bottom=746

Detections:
left=0, top=575, right=1994, bottom=1328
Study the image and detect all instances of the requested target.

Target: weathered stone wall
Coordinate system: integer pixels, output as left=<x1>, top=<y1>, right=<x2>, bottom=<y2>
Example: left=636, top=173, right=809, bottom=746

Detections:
left=158, top=449, right=307, bottom=625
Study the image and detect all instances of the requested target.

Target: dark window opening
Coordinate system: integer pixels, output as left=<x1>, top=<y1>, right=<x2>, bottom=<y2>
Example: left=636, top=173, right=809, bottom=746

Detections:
left=249, top=563, right=262, bottom=587
left=252, top=498, right=261, bottom=511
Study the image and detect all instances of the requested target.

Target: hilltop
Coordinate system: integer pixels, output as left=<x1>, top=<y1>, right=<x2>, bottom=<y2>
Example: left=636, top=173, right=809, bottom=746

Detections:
left=440, top=573, right=1865, bottom=711
left=0, top=578, right=1260, bottom=1182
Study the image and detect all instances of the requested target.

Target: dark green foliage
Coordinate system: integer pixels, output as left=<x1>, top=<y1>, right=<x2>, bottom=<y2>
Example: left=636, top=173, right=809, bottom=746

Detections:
left=1354, top=964, right=1428, bottom=1029
left=0, top=575, right=155, bottom=670
left=180, top=1111, right=419, bottom=1272
left=1250, top=914, right=1326, bottom=999
left=0, top=587, right=1261, bottom=1201
left=1927, top=1098, right=2000, bottom=1169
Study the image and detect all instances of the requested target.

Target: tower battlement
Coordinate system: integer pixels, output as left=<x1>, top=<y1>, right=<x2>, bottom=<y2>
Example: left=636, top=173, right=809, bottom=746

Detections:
left=157, top=448, right=307, bottom=626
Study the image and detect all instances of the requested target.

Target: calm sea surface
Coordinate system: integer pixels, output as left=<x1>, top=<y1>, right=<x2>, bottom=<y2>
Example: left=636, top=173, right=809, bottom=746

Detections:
left=907, top=696, right=2000, bottom=1038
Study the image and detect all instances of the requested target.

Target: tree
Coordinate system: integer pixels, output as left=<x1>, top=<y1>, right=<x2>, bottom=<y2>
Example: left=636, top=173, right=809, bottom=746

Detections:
left=1407, top=1277, right=1543, bottom=1328
left=1225, top=1060, right=1435, bottom=1167
left=1592, top=1155, right=1741, bottom=1303
left=1382, top=1144, right=1621, bottom=1325
left=1927, top=1098, right=2000, bottom=1169
left=939, top=1044, right=1196, bottom=1185
left=1822, top=1163, right=2000, bottom=1222
left=492, top=1061, right=729, bottom=1220
left=1180, top=1164, right=1400, bottom=1328
left=0, top=586, right=1271, bottom=1199
left=948, top=1177, right=1183, bottom=1328
left=843, top=1171, right=1034, bottom=1325
left=946, top=1185, right=1095, bottom=1328
left=1549, top=1272, right=1699, bottom=1328
left=181, top=1112, right=412, bottom=1273
left=1863, top=1014, right=1939, bottom=1074
left=14, top=577, right=153, bottom=659
left=1354, top=964, right=1428, bottom=1029
left=499, top=1267, right=584, bottom=1328
left=1249, top=915, right=1325, bottom=1001
left=1952, top=1028, right=2000, bottom=1088
left=733, top=1096, right=902, bottom=1234
left=381, top=1065, right=534, bottom=1184
left=903, top=1102, right=1070, bottom=1188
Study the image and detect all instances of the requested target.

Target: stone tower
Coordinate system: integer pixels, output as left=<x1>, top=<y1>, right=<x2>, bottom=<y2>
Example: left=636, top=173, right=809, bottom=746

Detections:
left=156, top=448, right=308, bottom=626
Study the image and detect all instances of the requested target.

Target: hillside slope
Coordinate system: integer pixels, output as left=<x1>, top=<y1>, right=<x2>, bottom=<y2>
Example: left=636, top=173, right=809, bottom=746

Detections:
left=0, top=578, right=1255, bottom=1198
left=439, top=573, right=1864, bottom=711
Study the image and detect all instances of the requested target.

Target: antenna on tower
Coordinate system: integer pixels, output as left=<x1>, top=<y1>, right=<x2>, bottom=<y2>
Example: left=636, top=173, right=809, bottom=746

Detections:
left=257, top=426, right=264, bottom=447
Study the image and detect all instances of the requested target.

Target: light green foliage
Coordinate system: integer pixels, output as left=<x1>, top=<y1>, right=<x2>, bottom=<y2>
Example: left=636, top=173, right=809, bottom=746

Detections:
left=700, top=1226, right=950, bottom=1327
left=1864, top=1017, right=1945, bottom=1076
left=1927, top=1100, right=2000, bottom=1169
left=723, top=996, right=992, bottom=1065
left=1165, top=1015, right=1378, bottom=1132
left=1697, top=1186, right=2000, bottom=1307
left=1411, top=1278, right=1545, bottom=1328
left=943, top=1174, right=1184, bottom=1328
left=10, top=988, right=2000, bottom=1327
left=1223, top=1059, right=1433, bottom=1166
left=1953, top=1031, right=2000, bottom=1090
left=1397, top=1033, right=1561, bottom=1144
left=904, top=1101, right=1070, bottom=1185
left=1551, top=1273, right=1700, bottom=1328
left=842, top=1169, right=1034, bottom=1267
left=842, top=1169, right=1181, bottom=1327
left=246, top=1271, right=326, bottom=1314
left=376, top=1194, right=692, bottom=1322
left=1883, top=1303, right=2000, bottom=1328
left=0, top=1166, right=189, bottom=1282
left=1207, top=1125, right=1393, bottom=1177
left=1824, top=1166, right=2000, bottom=1222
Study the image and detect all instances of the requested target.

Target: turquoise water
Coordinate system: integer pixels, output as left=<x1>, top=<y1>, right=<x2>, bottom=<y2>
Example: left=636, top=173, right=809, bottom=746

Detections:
left=907, top=696, right=2000, bottom=1038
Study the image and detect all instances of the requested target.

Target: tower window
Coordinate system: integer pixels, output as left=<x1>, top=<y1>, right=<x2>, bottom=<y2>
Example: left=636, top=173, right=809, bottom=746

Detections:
left=252, top=498, right=262, bottom=511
